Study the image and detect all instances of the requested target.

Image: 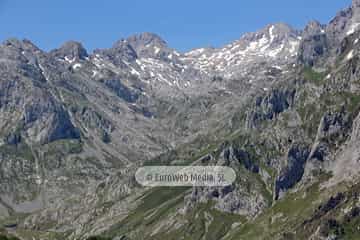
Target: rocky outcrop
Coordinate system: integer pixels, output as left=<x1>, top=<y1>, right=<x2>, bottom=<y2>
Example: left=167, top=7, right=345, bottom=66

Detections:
left=4, top=131, right=21, bottom=145
left=330, top=111, right=360, bottom=182
left=326, top=7, right=352, bottom=45
left=101, top=78, right=140, bottom=103
left=184, top=185, right=267, bottom=218
left=275, top=144, right=310, bottom=199
left=40, top=106, right=80, bottom=144
left=307, top=110, right=353, bottom=164
left=316, top=110, right=352, bottom=142
left=247, top=89, right=296, bottom=128
left=21, top=92, right=80, bottom=144
left=298, top=21, right=329, bottom=66
left=50, top=41, right=88, bottom=61
left=94, top=41, right=138, bottom=68
left=351, top=111, right=360, bottom=142
left=125, top=32, right=173, bottom=61
left=214, top=188, right=267, bottom=218
left=218, top=145, right=259, bottom=173
left=0, top=41, right=80, bottom=145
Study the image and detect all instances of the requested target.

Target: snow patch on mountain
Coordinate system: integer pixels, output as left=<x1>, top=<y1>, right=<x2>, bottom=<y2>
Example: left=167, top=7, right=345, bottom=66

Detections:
left=347, top=22, right=360, bottom=35
left=182, top=24, right=300, bottom=78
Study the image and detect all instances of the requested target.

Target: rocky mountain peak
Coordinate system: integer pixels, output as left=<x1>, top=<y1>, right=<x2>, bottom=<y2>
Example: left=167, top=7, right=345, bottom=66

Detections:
left=126, top=32, right=167, bottom=50
left=267, top=23, right=298, bottom=37
left=50, top=41, right=88, bottom=61
left=2, top=38, right=40, bottom=52
left=325, top=2, right=360, bottom=44
left=117, top=32, right=172, bottom=60
left=241, top=23, right=299, bottom=44
left=352, top=0, right=360, bottom=27
left=183, top=23, right=300, bottom=78
left=303, top=20, right=325, bottom=38
left=353, top=0, right=360, bottom=9
left=298, top=20, right=329, bottom=66
left=0, top=38, right=43, bottom=65
left=95, top=40, right=138, bottom=65
left=3, top=38, right=27, bottom=48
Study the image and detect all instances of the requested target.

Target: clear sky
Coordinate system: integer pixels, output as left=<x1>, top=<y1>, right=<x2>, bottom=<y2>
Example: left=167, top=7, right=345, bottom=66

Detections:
left=0, top=0, right=350, bottom=53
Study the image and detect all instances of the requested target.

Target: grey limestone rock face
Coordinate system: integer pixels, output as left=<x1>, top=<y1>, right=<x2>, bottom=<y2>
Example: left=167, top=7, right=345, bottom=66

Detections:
left=354, top=0, right=360, bottom=8
left=94, top=41, right=138, bottom=68
left=100, top=78, right=140, bottom=103
left=275, top=144, right=310, bottom=200
left=298, top=21, right=329, bottom=66
left=326, top=7, right=352, bottom=43
left=317, top=110, right=352, bottom=141
left=351, top=111, right=360, bottom=142
left=4, top=131, right=21, bottom=145
left=50, top=41, right=88, bottom=61
left=218, top=145, right=259, bottom=173
left=303, top=21, right=325, bottom=38
left=247, top=88, right=296, bottom=128
left=353, top=0, right=360, bottom=22
left=214, top=189, right=267, bottom=218
left=126, top=32, right=168, bottom=59
left=184, top=184, right=267, bottom=218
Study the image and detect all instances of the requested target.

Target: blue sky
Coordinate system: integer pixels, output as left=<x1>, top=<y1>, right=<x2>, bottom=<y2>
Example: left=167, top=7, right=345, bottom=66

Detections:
left=0, top=0, right=350, bottom=53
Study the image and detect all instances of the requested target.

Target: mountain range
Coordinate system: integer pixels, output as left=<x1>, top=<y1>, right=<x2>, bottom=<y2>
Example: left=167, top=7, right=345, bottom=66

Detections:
left=1, top=1, right=360, bottom=239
